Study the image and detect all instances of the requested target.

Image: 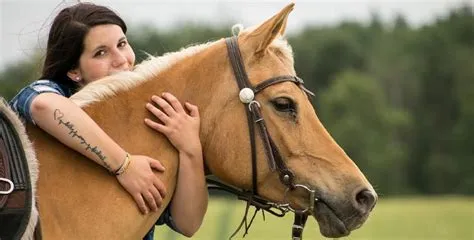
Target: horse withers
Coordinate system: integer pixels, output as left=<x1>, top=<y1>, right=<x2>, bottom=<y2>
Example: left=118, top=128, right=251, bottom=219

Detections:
left=2, top=3, right=376, bottom=239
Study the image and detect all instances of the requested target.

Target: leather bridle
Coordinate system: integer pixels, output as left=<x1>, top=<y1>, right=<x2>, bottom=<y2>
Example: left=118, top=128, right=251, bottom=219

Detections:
left=206, top=36, right=318, bottom=240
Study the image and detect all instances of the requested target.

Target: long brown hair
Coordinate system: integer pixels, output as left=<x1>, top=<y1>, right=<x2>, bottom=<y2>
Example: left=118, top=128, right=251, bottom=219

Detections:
left=41, top=2, right=127, bottom=89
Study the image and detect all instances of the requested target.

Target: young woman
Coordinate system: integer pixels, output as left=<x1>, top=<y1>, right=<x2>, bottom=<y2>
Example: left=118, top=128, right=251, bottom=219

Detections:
left=10, top=2, right=207, bottom=239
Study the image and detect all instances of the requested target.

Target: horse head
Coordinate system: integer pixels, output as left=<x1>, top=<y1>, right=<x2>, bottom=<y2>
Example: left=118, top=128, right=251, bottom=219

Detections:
left=202, top=3, right=377, bottom=238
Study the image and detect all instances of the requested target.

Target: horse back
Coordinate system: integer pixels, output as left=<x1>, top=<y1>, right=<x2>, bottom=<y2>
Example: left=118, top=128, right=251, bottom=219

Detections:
left=26, top=119, right=179, bottom=239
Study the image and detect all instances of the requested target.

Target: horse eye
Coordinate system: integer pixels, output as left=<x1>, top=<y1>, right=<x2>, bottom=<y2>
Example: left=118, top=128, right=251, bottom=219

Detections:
left=271, top=97, right=297, bottom=115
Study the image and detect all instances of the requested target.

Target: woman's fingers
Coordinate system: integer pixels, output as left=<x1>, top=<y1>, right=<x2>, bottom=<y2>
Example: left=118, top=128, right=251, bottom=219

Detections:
left=151, top=95, right=180, bottom=117
left=116, top=155, right=169, bottom=215
left=153, top=176, right=167, bottom=199
left=133, top=194, right=149, bottom=214
left=149, top=158, right=166, bottom=172
left=142, top=192, right=158, bottom=212
left=150, top=186, right=163, bottom=209
left=148, top=157, right=167, bottom=198
left=144, top=118, right=168, bottom=134
left=162, top=92, right=185, bottom=113
left=185, top=102, right=199, bottom=118
left=146, top=103, right=170, bottom=124
left=143, top=191, right=158, bottom=212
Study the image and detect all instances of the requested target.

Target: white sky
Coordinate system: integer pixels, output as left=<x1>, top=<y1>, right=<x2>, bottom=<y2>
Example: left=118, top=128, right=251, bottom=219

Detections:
left=0, top=0, right=471, bottom=70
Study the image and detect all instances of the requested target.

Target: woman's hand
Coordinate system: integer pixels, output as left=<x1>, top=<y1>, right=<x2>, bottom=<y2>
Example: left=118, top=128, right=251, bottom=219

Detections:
left=145, top=92, right=207, bottom=236
left=116, top=155, right=166, bottom=214
left=144, top=92, right=201, bottom=156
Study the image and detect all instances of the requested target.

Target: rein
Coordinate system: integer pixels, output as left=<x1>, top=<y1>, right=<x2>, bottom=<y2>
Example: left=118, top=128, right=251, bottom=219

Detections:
left=206, top=36, right=317, bottom=240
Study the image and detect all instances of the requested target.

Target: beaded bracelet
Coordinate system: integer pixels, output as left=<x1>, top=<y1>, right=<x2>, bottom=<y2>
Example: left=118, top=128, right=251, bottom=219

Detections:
left=114, top=153, right=132, bottom=176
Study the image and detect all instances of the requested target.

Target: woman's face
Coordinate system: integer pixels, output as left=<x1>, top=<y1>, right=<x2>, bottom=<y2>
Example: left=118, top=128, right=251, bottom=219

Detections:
left=68, top=24, right=135, bottom=85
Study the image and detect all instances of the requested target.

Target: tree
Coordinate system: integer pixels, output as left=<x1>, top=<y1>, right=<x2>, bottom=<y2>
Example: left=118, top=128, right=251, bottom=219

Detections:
left=318, top=70, right=411, bottom=194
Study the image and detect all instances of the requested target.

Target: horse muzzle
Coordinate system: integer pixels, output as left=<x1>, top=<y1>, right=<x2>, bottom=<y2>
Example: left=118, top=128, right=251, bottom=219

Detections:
left=312, top=189, right=377, bottom=238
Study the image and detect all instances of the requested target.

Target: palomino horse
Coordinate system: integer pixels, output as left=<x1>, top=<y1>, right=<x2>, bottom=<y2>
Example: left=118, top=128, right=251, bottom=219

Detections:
left=1, top=3, right=376, bottom=239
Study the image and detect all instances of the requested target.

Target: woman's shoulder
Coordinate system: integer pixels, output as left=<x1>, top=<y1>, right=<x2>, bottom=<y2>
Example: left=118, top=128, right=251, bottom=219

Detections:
left=9, top=79, right=72, bottom=123
left=26, top=79, right=75, bottom=97
left=29, top=79, right=62, bottom=90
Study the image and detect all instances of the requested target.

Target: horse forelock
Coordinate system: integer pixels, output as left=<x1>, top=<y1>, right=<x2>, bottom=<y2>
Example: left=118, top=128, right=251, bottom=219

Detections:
left=270, top=36, right=294, bottom=66
left=70, top=26, right=293, bottom=107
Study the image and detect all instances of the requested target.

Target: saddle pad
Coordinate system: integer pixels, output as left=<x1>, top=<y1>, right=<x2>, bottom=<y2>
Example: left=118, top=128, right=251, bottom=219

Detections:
left=0, top=110, right=33, bottom=240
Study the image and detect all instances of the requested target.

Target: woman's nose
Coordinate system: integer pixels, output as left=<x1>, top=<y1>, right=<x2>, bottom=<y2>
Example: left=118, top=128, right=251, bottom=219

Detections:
left=112, top=50, right=128, bottom=68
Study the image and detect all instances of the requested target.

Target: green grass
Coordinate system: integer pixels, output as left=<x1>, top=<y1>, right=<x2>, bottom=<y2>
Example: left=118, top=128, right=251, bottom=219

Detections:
left=155, top=196, right=474, bottom=240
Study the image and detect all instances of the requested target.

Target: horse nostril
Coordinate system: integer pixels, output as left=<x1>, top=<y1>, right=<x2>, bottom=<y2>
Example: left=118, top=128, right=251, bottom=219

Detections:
left=355, top=189, right=377, bottom=213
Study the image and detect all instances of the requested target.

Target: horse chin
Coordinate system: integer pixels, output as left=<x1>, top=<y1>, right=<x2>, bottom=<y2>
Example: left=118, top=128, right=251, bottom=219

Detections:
left=312, top=200, right=350, bottom=238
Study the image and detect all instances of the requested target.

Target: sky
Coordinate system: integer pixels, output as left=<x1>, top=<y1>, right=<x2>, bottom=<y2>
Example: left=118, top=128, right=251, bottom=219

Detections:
left=0, top=0, right=471, bottom=70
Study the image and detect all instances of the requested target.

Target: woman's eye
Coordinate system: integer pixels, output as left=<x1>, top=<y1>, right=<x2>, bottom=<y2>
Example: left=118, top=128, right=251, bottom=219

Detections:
left=118, top=41, right=127, bottom=48
left=94, top=50, right=106, bottom=57
left=272, top=97, right=297, bottom=115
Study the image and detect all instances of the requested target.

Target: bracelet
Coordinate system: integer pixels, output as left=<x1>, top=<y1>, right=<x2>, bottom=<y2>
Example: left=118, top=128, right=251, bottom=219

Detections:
left=114, top=153, right=132, bottom=176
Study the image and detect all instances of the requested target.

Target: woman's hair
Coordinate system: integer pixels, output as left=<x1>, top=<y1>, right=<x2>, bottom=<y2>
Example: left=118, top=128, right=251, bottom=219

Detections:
left=41, top=2, right=127, bottom=87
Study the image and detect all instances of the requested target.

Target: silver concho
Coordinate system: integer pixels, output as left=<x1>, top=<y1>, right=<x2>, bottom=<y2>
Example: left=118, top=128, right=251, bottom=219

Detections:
left=239, top=88, right=255, bottom=104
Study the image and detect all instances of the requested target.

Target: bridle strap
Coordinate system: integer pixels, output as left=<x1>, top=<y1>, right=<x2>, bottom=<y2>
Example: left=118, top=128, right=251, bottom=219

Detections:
left=213, top=36, right=315, bottom=239
left=225, top=36, right=251, bottom=89
left=225, top=37, right=260, bottom=194
left=292, top=211, right=309, bottom=240
left=254, top=75, right=315, bottom=97
left=250, top=103, right=296, bottom=187
left=225, top=37, right=296, bottom=189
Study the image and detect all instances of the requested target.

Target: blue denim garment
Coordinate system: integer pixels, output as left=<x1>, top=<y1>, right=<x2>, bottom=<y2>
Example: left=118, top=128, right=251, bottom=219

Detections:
left=9, top=79, right=181, bottom=239
left=156, top=204, right=180, bottom=232
left=9, top=80, right=73, bottom=124
left=144, top=207, right=180, bottom=239
left=143, top=227, right=155, bottom=240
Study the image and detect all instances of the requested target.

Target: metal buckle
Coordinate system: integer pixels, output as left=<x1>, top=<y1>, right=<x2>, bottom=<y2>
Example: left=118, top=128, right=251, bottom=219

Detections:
left=248, top=100, right=261, bottom=112
left=281, top=184, right=317, bottom=214
left=0, top=177, right=14, bottom=194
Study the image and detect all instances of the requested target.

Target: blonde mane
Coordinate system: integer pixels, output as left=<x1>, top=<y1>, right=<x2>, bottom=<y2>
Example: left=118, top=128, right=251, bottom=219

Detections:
left=70, top=41, right=216, bottom=107
left=71, top=28, right=293, bottom=107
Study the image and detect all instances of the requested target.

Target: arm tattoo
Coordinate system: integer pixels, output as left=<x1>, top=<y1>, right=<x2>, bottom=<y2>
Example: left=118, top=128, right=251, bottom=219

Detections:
left=54, top=109, right=112, bottom=171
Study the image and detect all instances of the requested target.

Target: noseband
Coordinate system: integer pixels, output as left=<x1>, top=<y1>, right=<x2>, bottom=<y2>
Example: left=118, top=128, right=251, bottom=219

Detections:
left=207, top=36, right=316, bottom=240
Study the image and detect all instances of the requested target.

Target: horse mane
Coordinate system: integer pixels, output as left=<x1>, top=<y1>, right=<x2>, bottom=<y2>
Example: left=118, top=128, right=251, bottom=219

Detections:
left=70, top=27, right=294, bottom=107
left=70, top=41, right=217, bottom=107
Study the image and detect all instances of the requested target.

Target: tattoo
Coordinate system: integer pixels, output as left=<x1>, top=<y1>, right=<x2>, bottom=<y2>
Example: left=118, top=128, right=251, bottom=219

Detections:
left=54, top=109, right=112, bottom=171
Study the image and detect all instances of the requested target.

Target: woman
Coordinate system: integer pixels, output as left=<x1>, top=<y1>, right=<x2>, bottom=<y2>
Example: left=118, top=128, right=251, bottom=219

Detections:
left=9, top=2, right=208, bottom=239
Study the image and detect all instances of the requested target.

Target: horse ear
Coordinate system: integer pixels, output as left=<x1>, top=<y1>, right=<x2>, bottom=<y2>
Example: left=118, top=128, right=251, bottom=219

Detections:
left=244, top=3, right=294, bottom=54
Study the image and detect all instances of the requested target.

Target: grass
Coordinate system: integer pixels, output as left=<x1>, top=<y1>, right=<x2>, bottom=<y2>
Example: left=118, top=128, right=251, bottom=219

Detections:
left=154, top=196, right=474, bottom=240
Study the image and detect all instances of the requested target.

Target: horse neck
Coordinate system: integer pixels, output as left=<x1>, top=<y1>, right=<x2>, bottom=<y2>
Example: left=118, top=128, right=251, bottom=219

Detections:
left=116, top=40, right=231, bottom=149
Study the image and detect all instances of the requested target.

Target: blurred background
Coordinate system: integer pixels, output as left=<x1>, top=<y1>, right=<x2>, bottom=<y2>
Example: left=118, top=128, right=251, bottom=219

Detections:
left=1, top=0, right=473, bottom=239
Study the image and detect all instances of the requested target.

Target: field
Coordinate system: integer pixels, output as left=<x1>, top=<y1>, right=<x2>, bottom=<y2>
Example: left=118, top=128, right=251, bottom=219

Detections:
left=155, top=196, right=473, bottom=240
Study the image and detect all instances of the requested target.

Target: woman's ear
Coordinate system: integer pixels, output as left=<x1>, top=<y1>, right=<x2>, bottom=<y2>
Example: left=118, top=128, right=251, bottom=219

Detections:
left=67, top=69, right=82, bottom=83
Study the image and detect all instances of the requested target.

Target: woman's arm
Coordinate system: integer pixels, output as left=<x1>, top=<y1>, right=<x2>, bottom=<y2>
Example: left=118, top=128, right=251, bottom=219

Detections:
left=30, top=93, right=166, bottom=214
left=171, top=149, right=207, bottom=237
left=145, top=93, right=208, bottom=237
left=32, top=93, right=124, bottom=170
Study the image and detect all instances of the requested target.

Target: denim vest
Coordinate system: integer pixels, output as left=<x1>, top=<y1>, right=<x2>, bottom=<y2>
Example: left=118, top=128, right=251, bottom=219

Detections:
left=9, top=80, right=74, bottom=124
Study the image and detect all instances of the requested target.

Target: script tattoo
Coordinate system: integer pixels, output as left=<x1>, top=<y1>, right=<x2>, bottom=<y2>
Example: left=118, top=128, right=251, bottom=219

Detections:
left=53, top=109, right=112, bottom=171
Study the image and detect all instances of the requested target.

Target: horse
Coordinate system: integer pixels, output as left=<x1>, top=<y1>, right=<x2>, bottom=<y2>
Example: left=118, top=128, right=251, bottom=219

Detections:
left=1, top=3, right=376, bottom=239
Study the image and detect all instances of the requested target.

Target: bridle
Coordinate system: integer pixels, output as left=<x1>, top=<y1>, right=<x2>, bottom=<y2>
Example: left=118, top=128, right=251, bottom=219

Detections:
left=206, top=36, right=317, bottom=240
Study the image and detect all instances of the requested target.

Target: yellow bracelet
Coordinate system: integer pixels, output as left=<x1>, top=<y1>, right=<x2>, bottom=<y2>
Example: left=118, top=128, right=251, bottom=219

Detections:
left=120, top=155, right=132, bottom=174
left=115, top=153, right=131, bottom=176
